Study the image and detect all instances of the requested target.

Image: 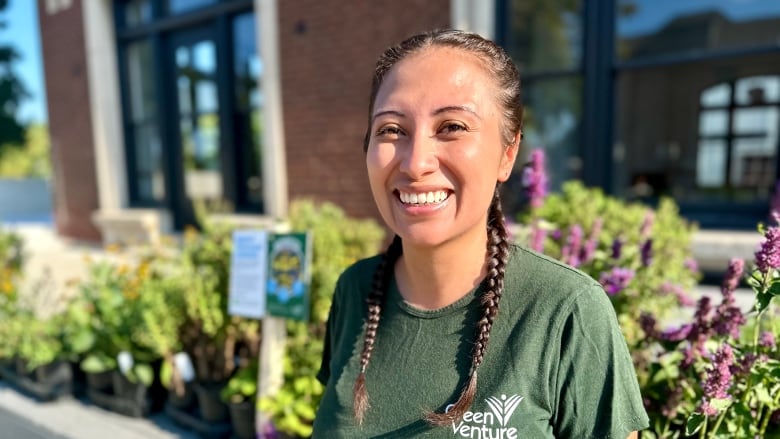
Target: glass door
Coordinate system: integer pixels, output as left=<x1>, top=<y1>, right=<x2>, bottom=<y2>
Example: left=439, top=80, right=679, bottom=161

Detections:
left=168, top=25, right=222, bottom=228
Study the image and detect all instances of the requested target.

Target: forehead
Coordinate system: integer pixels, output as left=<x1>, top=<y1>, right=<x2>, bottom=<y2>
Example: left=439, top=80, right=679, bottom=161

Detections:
left=374, top=46, right=498, bottom=112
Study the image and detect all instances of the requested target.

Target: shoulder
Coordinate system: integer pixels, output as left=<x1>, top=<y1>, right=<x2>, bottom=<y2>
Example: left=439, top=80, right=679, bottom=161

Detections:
left=332, top=254, right=384, bottom=305
left=501, top=244, right=614, bottom=329
left=506, top=244, right=604, bottom=297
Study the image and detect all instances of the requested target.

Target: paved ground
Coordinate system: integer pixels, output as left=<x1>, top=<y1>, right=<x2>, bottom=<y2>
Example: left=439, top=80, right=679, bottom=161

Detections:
left=0, top=383, right=198, bottom=439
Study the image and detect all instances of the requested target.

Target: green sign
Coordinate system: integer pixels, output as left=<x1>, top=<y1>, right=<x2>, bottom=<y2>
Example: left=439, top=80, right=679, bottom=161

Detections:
left=265, top=232, right=312, bottom=321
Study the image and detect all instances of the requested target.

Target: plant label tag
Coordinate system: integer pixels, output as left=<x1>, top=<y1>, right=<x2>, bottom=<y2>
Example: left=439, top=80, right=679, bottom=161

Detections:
left=174, top=352, right=195, bottom=382
left=117, top=351, right=134, bottom=374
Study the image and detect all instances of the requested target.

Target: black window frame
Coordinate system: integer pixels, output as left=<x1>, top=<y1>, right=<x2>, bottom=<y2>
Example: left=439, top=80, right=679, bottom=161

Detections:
left=495, top=0, right=780, bottom=229
left=114, top=0, right=260, bottom=227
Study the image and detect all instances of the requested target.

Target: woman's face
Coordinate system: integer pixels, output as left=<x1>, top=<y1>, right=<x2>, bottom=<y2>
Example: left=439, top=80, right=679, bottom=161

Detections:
left=366, top=46, right=518, bottom=249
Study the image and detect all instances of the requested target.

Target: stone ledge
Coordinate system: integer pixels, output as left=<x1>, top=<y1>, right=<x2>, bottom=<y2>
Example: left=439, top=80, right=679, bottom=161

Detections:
left=691, top=229, right=758, bottom=273
left=91, top=208, right=172, bottom=246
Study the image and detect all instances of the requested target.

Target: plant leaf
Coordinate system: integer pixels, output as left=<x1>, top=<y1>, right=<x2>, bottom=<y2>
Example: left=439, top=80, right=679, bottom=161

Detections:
left=686, top=412, right=705, bottom=436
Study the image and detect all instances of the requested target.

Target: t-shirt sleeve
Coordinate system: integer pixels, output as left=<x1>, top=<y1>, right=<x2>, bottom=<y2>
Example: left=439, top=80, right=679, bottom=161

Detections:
left=553, top=285, right=649, bottom=439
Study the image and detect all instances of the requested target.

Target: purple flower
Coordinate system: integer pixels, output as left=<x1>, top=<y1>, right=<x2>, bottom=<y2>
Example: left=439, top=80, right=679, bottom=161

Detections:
left=759, top=331, right=776, bottom=350
left=731, top=352, right=757, bottom=378
left=523, top=149, right=548, bottom=209
left=660, top=282, right=695, bottom=307
left=685, top=257, right=699, bottom=273
left=661, top=323, right=693, bottom=342
left=755, top=227, right=780, bottom=274
left=611, top=238, right=623, bottom=260
left=702, top=344, right=734, bottom=401
left=261, top=421, right=280, bottom=439
left=640, top=239, right=653, bottom=267
left=551, top=229, right=562, bottom=240
left=712, top=305, right=746, bottom=340
left=599, top=267, right=635, bottom=295
left=699, top=400, right=719, bottom=417
left=721, top=258, right=744, bottom=297
left=640, top=312, right=657, bottom=339
left=561, top=224, right=584, bottom=267
left=581, top=218, right=603, bottom=264
left=529, top=221, right=547, bottom=253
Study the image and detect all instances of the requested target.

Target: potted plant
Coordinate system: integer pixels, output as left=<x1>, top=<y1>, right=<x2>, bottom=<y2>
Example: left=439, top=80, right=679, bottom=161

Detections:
left=221, top=359, right=259, bottom=439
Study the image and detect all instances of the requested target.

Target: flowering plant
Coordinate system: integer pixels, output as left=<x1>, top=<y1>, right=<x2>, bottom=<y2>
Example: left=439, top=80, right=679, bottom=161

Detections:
left=637, top=222, right=780, bottom=438
left=517, top=154, right=699, bottom=345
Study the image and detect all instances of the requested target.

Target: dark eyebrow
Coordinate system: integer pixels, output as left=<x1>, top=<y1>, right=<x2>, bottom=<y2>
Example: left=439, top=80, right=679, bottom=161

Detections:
left=371, top=109, right=405, bottom=123
left=432, top=105, right=481, bottom=120
left=371, top=105, right=481, bottom=122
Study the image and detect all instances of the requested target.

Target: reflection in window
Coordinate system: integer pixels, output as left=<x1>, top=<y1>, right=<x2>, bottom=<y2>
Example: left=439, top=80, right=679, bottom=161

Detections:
left=616, top=0, right=780, bottom=62
left=696, top=76, right=780, bottom=195
left=500, top=77, right=582, bottom=215
left=167, top=0, right=217, bottom=15
left=501, top=0, right=582, bottom=73
left=127, top=39, right=165, bottom=202
left=124, top=0, right=152, bottom=27
left=233, top=12, right=264, bottom=209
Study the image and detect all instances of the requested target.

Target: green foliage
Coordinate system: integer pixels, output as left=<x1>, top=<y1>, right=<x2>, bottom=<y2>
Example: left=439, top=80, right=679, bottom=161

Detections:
left=521, top=180, right=700, bottom=345
left=221, top=360, right=258, bottom=404
left=0, top=124, right=51, bottom=178
left=259, top=199, right=384, bottom=437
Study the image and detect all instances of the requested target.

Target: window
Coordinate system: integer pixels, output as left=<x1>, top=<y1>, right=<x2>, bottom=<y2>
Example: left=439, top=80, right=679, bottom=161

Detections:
left=126, top=39, right=165, bottom=203
left=116, top=0, right=260, bottom=228
left=616, top=0, right=780, bottom=62
left=497, top=0, right=584, bottom=216
left=696, top=77, right=780, bottom=197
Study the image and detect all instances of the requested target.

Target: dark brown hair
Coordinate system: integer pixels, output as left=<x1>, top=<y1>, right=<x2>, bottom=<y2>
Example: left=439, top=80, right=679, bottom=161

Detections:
left=355, top=29, right=522, bottom=426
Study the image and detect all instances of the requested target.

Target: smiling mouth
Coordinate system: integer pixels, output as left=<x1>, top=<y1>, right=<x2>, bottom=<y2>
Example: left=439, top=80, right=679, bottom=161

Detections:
left=396, top=189, right=451, bottom=206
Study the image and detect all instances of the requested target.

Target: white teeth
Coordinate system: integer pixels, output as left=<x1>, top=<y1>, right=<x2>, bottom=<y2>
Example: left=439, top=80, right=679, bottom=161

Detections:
left=398, top=190, right=449, bottom=205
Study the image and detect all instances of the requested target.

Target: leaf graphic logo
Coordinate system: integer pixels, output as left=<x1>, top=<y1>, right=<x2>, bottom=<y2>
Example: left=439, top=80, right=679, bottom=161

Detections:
left=485, top=394, right=524, bottom=427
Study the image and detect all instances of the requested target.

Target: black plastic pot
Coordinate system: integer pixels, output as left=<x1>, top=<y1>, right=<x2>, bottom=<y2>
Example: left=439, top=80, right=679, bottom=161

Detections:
left=85, top=370, right=113, bottom=393
left=167, top=381, right=196, bottom=411
left=193, top=381, right=229, bottom=422
left=112, top=371, right=148, bottom=403
left=33, top=360, right=72, bottom=385
left=228, top=400, right=256, bottom=439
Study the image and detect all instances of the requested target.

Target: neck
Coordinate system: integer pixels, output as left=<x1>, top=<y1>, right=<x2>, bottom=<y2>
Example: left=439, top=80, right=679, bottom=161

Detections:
left=395, top=229, right=489, bottom=310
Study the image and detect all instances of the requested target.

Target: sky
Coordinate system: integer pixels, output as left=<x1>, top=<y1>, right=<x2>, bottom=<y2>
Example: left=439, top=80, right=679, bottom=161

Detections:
left=0, top=0, right=47, bottom=124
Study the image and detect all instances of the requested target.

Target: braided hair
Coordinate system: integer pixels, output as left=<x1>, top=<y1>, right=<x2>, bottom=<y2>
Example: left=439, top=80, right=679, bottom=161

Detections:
left=355, top=29, right=523, bottom=426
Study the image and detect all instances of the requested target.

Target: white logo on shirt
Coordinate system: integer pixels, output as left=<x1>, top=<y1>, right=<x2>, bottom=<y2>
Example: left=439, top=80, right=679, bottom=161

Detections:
left=447, top=394, right=524, bottom=439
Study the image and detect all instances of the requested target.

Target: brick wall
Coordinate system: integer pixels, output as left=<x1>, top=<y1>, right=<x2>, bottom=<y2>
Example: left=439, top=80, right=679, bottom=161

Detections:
left=278, top=0, right=450, bottom=222
left=37, top=0, right=101, bottom=241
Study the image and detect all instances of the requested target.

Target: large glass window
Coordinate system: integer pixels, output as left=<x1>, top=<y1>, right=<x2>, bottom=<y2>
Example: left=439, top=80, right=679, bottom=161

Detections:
left=502, top=0, right=582, bottom=73
left=126, top=39, right=165, bottom=203
left=117, top=0, right=261, bottom=227
left=498, top=0, right=584, bottom=217
left=233, top=12, right=264, bottom=208
left=616, top=0, right=780, bottom=62
left=613, top=54, right=780, bottom=212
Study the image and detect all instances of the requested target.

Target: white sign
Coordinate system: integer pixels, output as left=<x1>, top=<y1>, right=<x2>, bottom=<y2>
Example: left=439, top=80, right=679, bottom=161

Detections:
left=228, top=230, right=269, bottom=319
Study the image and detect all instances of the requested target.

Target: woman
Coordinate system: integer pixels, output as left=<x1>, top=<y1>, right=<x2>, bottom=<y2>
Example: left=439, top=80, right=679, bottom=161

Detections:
left=313, top=29, right=648, bottom=438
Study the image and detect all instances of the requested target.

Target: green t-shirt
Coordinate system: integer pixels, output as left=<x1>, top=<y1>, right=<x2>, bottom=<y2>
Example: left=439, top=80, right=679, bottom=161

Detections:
left=313, top=245, right=649, bottom=438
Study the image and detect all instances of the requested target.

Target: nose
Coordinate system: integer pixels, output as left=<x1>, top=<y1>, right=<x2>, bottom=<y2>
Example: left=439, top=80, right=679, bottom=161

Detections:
left=399, top=133, right=438, bottom=180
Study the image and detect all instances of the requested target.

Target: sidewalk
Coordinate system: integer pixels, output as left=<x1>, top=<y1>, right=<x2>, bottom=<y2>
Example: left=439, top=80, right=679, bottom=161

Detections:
left=0, top=382, right=198, bottom=439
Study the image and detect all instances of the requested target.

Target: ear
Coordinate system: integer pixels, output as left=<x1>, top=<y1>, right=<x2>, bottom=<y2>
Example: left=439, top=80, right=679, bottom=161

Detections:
left=497, top=132, right=521, bottom=183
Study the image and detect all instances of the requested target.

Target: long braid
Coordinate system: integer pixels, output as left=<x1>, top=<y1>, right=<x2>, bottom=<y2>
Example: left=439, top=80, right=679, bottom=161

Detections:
left=425, top=188, right=511, bottom=426
left=353, top=234, right=403, bottom=424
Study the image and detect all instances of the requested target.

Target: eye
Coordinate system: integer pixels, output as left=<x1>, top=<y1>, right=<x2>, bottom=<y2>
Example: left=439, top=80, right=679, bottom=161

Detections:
left=376, top=124, right=404, bottom=138
left=439, top=122, right=467, bottom=134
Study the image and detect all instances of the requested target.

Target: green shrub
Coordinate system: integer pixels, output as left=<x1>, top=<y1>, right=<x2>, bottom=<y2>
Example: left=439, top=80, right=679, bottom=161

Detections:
left=520, top=181, right=700, bottom=345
